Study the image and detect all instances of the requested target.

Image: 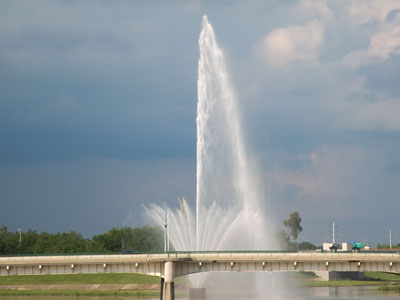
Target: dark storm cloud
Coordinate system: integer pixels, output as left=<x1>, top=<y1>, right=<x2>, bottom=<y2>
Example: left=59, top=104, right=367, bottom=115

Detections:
left=0, top=158, right=196, bottom=237
left=0, top=0, right=399, bottom=245
left=0, top=0, right=201, bottom=163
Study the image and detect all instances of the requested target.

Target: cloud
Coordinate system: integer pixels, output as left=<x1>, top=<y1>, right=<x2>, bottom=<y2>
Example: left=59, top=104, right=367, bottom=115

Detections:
left=10, top=94, right=79, bottom=123
left=270, top=144, right=390, bottom=227
left=297, top=0, right=334, bottom=21
left=257, top=20, right=324, bottom=68
left=368, top=21, right=400, bottom=59
left=347, top=0, right=400, bottom=24
left=343, top=1, right=400, bottom=67
left=0, top=157, right=196, bottom=237
left=339, top=98, right=400, bottom=131
left=0, top=0, right=399, bottom=245
left=274, top=145, right=367, bottom=201
left=343, top=23, right=400, bottom=67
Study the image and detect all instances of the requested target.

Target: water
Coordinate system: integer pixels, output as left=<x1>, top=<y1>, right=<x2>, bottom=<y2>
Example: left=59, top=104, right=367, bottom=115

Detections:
left=146, top=15, right=275, bottom=289
left=141, top=15, right=400, bottom=300
left=0, top=287, right=399, bottom=299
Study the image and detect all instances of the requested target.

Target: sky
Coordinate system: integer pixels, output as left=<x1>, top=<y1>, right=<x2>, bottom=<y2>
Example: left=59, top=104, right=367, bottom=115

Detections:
left=1, top=0, right=400, bottom=247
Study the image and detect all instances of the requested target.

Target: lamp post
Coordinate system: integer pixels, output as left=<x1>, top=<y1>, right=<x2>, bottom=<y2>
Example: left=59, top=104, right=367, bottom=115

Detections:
left=17, top=229, right=22, bottom=254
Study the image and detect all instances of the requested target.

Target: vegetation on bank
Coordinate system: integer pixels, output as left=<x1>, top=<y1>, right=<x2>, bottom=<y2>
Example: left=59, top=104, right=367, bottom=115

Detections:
left=0, top=273, right=160, bottom=285
left=0, top=271, right=399, bottom=295
left=1, top=271, right=399, bottom=287
left=0, top=273, right=191, bottom=297
left=293, top=271, right=400, bottom=288
left=376, top=243, right=400, bottom=249
left=0, top=225, right=163, bottom=255
left=0, top=290, right=160, bottom=297
left=378, top=286, right=400, bottom=292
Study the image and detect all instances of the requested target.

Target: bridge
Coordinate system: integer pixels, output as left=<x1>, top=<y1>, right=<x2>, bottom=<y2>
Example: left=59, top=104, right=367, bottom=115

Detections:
left=1, top=251, right=400, bottom=300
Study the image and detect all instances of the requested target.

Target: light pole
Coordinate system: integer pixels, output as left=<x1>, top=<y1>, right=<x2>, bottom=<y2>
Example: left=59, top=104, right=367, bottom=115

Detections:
left=17, top=228, right=22, bottom=254
left=164, top=209, right=170, bottom=252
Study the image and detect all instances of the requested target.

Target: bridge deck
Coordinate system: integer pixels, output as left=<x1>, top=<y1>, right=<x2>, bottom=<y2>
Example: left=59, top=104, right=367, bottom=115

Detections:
left=1, top=251, right=399, bottom=277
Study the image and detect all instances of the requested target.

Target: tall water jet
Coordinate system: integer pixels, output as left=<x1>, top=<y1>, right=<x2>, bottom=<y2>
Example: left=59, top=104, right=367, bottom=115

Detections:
left=146, top=15, right=276, bottom=292
left=196, top=15, right=269, bottom=251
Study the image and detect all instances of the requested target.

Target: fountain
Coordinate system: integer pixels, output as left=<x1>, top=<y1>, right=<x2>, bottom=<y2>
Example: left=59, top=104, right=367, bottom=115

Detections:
left=146, top=15, right=277, bottom=298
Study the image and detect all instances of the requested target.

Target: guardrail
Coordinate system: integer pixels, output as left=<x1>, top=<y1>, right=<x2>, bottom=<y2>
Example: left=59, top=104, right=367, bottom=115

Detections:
left=1, top=249, right=400, bottom=257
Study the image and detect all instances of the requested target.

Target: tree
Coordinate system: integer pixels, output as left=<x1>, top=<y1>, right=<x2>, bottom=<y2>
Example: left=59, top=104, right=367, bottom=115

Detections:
left=0, top=225, right=164, bottom=255
left=276, top=230, right=290, bottom=249
left=297, top=241, right=316, bottom=250
left=92, top=227, right=123, bottom=252
left=283, top=211, right=303, bottom=242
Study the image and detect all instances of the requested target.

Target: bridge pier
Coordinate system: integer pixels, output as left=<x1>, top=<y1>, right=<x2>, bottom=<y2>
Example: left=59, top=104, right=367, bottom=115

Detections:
left=161, top=261, right=175, bottom=300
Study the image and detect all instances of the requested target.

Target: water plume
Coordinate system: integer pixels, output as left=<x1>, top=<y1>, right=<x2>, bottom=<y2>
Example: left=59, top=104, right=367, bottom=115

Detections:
left=146, top=15, right=276, bottom=290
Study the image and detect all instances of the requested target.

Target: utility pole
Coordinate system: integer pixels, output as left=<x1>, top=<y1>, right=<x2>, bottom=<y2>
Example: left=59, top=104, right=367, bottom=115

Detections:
left=164, top=209, right=168, bottom=252
left=167, top=209, right=170, bottom=252
left=164, top=208, right=170, bottom=252
left=17, top=228, right=22, bottom=254
left=390, top=229, right=392, bottom=249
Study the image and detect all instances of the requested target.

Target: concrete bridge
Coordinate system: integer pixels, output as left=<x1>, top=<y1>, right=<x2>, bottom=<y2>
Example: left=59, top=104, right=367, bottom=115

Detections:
left=1, top=251, right=400, bottom=300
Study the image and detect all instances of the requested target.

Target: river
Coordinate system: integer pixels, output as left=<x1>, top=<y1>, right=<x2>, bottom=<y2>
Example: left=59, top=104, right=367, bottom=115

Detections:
left=0, top=286, right=399, bottom=300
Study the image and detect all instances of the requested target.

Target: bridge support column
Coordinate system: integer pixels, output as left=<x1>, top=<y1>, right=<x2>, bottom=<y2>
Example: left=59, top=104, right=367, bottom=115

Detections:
left=161, top=261, right=175, bottom=300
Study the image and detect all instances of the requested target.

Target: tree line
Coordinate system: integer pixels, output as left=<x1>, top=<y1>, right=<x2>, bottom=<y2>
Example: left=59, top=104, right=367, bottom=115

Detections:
left=0, top=225, right=163, bottom=255
left=376, top=243, right=400, bottom=249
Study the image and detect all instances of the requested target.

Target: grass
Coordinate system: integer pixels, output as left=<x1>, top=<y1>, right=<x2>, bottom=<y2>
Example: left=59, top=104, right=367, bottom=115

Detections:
left=294, top=271, right=400, bottom=288
left=365, top=272, right=400, bottom=282
left=0, top=290, right=160, bottom=297
left=0, top=272, right=192, bottom=297
left=302, top=280, right=386, bottom=287
left=1, top=271, right=399, bottom=295
left=378, top=286, right=400, bottom=292
left=0, top=273, right=160, bottom=285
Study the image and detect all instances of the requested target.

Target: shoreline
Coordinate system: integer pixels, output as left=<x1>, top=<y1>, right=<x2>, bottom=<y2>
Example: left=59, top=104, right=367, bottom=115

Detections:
left=0, top=271, right=399, bottom=296
left=0, top=283, right=160, bottom=291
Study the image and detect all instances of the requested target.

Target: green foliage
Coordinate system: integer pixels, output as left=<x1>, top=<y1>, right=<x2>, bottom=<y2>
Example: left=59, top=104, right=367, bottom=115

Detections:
left=276, top=230, right=291, bottom=249
left=93, top=227, right=123, bottom=252
left=0, top=290, right=160, bottom=297
left=296, top=241, right=317, bottom=250
left=0, top=273, right=160, bottom=285
left=277, top=212, right=315, bottom=250
left=0, top=225, right=163, bottom=255
left=275, top=231, right=316, bottom=250
left=366, top=272, right=400, bottom=282
left=283, top=211, right=303, bottom=241
left=93, top=226, right=163, bottom=253
left=378, top=286, right=400, bottom=292
left=376, top=243, right=400, bottom=249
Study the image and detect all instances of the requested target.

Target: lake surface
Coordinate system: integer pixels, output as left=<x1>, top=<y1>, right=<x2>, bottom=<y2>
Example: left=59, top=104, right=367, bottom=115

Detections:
left=0, top=286, right=399, bottom=300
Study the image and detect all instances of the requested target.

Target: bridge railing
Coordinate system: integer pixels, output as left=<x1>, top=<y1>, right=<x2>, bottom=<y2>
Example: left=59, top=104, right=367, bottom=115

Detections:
left=1, top=249, right=400, bottom=258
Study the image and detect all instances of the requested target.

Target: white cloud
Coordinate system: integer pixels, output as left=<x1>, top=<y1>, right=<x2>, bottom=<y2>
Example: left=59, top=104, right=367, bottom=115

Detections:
left=342, top=1, right=400, bottom=67
left=368, top=21, right=400, bottom=59
left=298, top=0, right=334, bottom=21
left=258, top=20, right=324, bottom=68
left=347, top=0, right=400, bottom=24
left=345, top=17, right=400, bottom=64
